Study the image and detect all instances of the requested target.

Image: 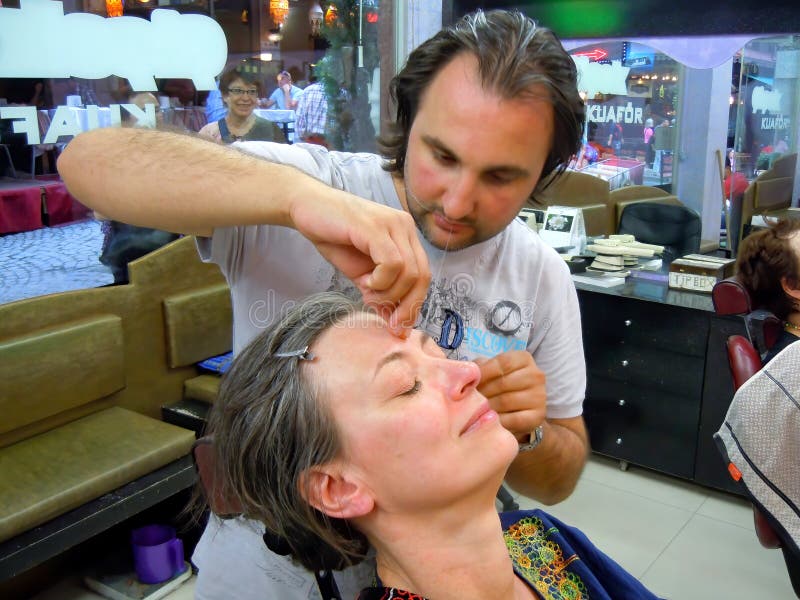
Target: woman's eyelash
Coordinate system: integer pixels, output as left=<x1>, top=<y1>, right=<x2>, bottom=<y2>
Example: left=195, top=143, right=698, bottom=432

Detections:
left=402, top=380, right=421, bottom=396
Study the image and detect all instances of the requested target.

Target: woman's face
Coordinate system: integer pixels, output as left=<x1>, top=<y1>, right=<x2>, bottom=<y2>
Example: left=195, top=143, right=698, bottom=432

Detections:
left=309, top=313, right=518, bottom=511
left=223, top=77, right=258, bottom=119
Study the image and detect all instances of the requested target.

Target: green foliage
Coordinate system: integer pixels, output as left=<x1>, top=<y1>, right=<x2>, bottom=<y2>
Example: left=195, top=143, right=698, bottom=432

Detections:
left=320, top=0, right=360, bottom=49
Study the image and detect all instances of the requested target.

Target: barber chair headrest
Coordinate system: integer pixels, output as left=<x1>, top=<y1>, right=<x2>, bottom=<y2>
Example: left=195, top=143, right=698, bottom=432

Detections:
left=712, top=277, right=783, bottom=354
left=192, top=436, right=243, bottom=518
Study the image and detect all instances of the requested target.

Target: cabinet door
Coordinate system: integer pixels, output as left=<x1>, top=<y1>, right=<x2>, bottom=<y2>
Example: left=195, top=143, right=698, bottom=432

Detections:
left=578, top=290, right=709, bottom=479
left=584, top=377, right=702, bottom=478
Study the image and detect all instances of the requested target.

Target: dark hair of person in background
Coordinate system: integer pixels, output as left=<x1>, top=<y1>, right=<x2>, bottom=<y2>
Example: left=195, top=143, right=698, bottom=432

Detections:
left=219, top=67, right=263, bottom=97
left=378, top=9, right=585, bottom=194
left=736, top=219, right=800, bottom=321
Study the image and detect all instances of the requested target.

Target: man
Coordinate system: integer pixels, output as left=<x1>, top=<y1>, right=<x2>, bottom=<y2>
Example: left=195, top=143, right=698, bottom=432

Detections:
left=58, top=10, right=588, bottom=599
left=295, top=77, right=329, bottom=147
left=264, top=70, right=303, bottom=110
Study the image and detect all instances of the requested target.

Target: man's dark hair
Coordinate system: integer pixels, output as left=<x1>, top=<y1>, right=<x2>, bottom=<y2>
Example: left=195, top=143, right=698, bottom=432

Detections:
left=379, top=9, right=584, bottom=193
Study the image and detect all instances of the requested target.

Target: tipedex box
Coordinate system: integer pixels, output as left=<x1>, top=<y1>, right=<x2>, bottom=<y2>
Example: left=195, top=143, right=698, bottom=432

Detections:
left=668, top=255, right=736, bottom=293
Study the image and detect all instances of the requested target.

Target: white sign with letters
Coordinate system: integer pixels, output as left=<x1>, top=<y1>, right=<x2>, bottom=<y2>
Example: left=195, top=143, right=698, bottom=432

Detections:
left=0, top=0, right=227, bottom=91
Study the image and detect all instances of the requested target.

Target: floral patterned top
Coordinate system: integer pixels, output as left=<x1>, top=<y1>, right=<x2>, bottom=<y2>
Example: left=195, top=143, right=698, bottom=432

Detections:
left=356, top=509, right=661, bottom=600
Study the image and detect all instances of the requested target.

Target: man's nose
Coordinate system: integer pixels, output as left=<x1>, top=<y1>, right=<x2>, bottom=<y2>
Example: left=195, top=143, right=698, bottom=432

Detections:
left=441, top=173, right=478, bottom=221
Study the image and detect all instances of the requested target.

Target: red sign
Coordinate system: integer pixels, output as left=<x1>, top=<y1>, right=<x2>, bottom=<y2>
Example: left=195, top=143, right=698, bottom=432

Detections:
left=573, top=48, right=608, bottom=62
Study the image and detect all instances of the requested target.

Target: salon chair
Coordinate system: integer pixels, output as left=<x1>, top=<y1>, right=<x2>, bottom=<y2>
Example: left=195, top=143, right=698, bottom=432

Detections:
left=617, top=201, right=701, bottom=263
left=711, top=276, right=783, bottom=358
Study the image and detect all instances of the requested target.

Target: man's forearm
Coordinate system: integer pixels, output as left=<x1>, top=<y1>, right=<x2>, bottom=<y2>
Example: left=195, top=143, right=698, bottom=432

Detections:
left=58, top=128, right=315, bottom=236
left=505, top=416, right=589, bottom=505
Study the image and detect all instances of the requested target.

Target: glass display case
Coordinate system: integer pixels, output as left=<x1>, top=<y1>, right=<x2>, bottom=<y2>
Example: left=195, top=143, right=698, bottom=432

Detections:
left=578, top=157, right=646, bottom=190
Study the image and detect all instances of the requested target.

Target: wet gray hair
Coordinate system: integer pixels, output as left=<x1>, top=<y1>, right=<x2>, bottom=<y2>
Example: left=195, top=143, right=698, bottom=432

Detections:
left=205, top=291, right=371, bottom=571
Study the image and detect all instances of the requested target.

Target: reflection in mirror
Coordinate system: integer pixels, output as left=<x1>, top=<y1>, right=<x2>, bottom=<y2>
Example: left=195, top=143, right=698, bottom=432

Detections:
left=537, top=35, right=800, bottom=257
left=0, top=0, right=389, bottom=306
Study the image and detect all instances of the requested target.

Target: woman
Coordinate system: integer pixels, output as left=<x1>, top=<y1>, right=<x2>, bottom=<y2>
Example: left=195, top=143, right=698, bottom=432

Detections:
left=200, top=292, right=658, bottom=599
left=643, top=118, right=655, bottom=167
left=737, top=219, right=800, bottom=363
left=198, top=67, right=285, bottom=144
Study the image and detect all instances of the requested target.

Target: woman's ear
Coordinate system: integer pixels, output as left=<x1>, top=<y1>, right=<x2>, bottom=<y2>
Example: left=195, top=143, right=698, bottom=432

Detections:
left=780, top=277, right=800, bottom=304
left=300, top=465, right=374, bottom=520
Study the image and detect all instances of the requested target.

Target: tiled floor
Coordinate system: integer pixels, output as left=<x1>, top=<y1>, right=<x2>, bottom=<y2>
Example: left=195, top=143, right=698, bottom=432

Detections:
left=0, top=218, right=112, bottom=304
left=32, top=455, right=795, bottom=599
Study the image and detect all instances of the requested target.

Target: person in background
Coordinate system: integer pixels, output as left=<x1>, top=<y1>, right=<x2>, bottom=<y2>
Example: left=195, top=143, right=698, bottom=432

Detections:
left=58, top=10, right=588, bottom=598
left=606, top=116, right=623, bottom=154
left=643, top=117, right=655, bottom=167
left=127, top=92, right=164, bottom=128
left=294, top=77, right=329, bottom=148
left=198, top=66, right=285, bottom=144
left=264, top=70, right=303, bottom=110
left=202, top=291, right=658, bottom=600
left=736, top=219, right=800, bottom=363
left=97, top=91, right=179, bottom=284
left=723, top=156, right=749, bottom=202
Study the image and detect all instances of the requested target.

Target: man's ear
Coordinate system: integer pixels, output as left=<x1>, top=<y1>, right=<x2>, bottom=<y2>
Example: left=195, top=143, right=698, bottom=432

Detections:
left=301, top=465, right=374, bottom=520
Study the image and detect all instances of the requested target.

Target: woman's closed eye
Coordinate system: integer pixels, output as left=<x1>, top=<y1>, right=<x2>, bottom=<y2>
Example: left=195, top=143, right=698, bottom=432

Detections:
left=401, top=379, right=422, bottom=396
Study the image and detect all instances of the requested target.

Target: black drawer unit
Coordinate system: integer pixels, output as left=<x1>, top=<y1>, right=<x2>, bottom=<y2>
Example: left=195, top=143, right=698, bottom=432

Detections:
left=575, top=281, right=747, bottom=492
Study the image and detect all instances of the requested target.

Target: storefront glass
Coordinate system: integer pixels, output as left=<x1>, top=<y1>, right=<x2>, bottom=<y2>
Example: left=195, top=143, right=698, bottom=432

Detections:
left=566, top=41, right=682, bottom=189
left=0, top=0, right=388, bottom=303
left=731, top=35, right=799, bottom=177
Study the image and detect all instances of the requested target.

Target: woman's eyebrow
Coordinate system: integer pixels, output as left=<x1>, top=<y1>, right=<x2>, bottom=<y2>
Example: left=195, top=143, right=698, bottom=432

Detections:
left=372, top=332, right=431, bottom=380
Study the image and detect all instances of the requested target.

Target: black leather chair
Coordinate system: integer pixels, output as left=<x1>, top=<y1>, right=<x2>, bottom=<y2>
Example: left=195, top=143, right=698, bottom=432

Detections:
left=617, top=201, right=701, bottom=262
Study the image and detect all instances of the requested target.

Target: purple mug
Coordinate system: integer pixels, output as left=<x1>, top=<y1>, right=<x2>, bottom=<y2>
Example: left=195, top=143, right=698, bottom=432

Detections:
left=131, top=524, right=186, bottom=584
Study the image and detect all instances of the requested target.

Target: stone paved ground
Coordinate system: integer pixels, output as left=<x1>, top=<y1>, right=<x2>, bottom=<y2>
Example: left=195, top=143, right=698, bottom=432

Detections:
left=0, top=219, right=113, bottom=304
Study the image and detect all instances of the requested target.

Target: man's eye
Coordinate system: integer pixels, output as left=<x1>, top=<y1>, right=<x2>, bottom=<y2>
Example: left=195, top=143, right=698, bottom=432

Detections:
left=433, top=151, right=455, bottom=164
left=401, top=380, right=422, bottom=396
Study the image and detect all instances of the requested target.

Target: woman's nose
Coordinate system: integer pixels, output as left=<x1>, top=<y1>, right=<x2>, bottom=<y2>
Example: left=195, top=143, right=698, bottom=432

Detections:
left=441, top=359, right=481, bottom=401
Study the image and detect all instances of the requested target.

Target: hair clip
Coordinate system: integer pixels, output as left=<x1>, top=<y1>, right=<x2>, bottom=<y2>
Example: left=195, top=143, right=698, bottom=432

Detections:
left=272, top=346, right=315, bottom=361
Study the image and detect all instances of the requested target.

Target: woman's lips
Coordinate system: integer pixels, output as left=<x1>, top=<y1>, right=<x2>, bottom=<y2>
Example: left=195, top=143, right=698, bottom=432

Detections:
left=461, top=401, right=498, bottom=435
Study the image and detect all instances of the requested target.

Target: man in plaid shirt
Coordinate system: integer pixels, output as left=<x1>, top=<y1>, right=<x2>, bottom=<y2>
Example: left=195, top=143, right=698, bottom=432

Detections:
left=295, top=80, right=329, bottom=148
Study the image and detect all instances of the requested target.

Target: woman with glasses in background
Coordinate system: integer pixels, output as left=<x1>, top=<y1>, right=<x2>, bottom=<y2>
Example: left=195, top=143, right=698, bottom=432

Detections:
left=199, top=67, right=285, bottom=144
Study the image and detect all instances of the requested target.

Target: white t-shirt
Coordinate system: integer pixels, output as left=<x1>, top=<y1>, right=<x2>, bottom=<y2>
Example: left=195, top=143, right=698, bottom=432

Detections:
left=193, top=141, right=586, bottom=599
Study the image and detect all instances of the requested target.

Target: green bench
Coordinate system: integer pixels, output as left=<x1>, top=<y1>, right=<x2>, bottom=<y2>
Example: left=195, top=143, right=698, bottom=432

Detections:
left=0, top=237, right=232, bottom=588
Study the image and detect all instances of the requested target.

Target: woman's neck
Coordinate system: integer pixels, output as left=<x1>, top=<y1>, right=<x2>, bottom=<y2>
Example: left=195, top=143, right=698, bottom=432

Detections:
left=225, top=112, right=254, bottom=132
left=368, top=502, right=534, bottom=600
left=785, top=310, right=800, bottom=337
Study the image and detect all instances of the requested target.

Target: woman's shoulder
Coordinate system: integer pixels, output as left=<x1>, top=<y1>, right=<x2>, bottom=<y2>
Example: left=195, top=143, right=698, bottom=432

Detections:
left=198, top=120, right=221, bottom=141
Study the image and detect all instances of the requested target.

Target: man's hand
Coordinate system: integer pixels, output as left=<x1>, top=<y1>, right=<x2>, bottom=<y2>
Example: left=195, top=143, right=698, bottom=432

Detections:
left=289, top=190, right=431, bottom=336
left=475, top=351, right=546, bottom=440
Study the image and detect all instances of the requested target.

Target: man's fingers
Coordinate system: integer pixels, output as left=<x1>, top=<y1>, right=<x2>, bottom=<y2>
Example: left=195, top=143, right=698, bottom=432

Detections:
left=497, top=409, right=542, bottom=438
left=478, top=367, right=538, bottom=401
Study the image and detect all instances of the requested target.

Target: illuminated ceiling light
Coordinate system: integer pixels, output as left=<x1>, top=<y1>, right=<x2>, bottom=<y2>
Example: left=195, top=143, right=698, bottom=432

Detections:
left=269, top=0, right=289, bottom=27
left=325, top=3, right=337, bottom=26
left=105, top=0, right=123, bottom=17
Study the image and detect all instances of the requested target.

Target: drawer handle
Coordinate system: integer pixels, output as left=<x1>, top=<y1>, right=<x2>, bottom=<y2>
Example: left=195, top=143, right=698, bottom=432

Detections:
left=624, top=319, right=632, bottom=327
left=621, top=360, right=629, bottom=367
left=616, top=437, right=623, bottom=445
left=618, top=399, right=626, bottom=407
